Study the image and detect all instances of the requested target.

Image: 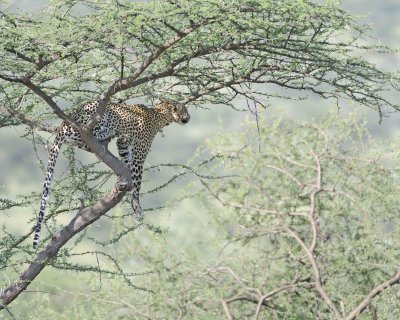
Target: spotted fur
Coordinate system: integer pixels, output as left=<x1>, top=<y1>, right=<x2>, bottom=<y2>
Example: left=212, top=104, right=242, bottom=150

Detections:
left=33, top=101, right=190, bottom=249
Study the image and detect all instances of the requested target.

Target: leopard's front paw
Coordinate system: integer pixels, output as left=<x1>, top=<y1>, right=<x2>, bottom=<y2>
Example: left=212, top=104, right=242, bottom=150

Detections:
left=131, top=197, right=143, bottom=219
left=117, top=179, right=128, bottom=191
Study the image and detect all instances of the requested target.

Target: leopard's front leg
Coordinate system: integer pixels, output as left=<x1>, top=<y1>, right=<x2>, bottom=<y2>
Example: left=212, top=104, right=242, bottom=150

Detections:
left=94, top=122, right=115, bottom=145
left=117, top=138, right=147, bottom=217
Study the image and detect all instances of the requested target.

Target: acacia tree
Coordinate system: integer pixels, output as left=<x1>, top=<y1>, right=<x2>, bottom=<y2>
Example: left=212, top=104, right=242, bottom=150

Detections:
left=0, top=0, right=399, bottom=312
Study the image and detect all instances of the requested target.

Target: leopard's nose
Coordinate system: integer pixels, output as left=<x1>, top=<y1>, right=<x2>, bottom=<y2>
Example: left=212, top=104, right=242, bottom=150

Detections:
left=181, top=116, right=190, bottom=124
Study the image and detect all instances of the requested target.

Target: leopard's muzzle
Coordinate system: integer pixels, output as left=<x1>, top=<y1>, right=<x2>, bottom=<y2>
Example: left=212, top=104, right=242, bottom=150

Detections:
left=181, top=115, right=190, bottom=124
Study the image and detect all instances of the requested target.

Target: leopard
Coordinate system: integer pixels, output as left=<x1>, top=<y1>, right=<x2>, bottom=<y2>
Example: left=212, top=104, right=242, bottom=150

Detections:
left=33, top=100, right=191, bottom=249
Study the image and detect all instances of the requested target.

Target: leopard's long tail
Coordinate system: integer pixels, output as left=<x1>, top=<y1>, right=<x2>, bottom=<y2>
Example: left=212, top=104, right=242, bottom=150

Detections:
left=33, top=135, right=64, bottom=249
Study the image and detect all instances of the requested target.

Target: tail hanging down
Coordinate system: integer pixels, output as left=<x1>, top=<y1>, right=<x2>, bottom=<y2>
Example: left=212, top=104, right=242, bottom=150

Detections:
left=33, top=136, right=64, bottom=249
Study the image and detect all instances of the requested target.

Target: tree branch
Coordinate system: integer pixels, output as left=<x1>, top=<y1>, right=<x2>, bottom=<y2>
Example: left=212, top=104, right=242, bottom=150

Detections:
left=345, top=270, right=400, bottom=320
left=285, top=227, right=342, bottom=318
left=284, top=150, right=342, bottom=318
left=22, top=79, right=78, bottom=127
left=0, top=74, right=78, bottom=128
left=0, top=103, right=57, bottom=133
left=0, top=182, right=130, bottom=309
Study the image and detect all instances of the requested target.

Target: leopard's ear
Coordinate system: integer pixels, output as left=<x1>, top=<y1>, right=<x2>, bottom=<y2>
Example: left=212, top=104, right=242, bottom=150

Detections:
left=173, top=105, right=178, bottom=112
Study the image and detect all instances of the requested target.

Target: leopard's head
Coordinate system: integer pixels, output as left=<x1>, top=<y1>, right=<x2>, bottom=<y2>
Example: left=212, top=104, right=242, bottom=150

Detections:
left=157, top=101, right=191, bottom=125
left=172, top=103, right=190, bottom=125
